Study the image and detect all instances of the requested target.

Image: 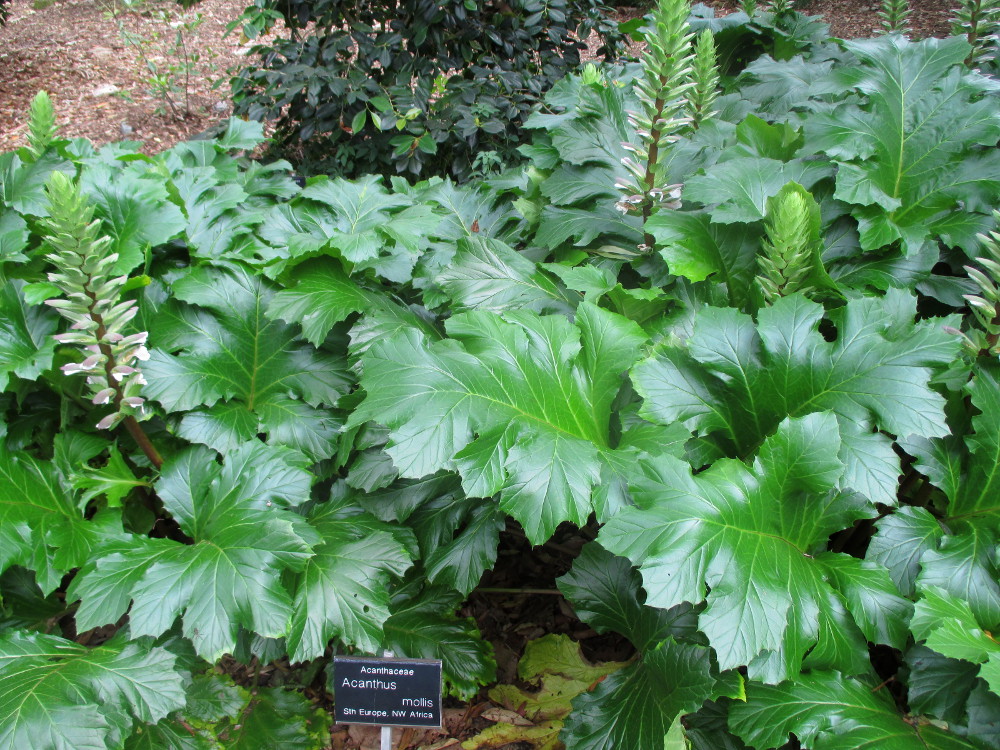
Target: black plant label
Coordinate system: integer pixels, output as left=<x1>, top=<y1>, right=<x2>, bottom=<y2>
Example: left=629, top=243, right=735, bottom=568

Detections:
left=333, top=656, right=443, bottom=728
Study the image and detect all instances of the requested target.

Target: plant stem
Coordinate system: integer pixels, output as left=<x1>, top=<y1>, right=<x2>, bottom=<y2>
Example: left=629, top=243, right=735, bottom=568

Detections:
left=642, top=94, right=665, bottom=212
left=641, top=92, right=664, bottom=248
left=123, top=415, right=163, bottom=469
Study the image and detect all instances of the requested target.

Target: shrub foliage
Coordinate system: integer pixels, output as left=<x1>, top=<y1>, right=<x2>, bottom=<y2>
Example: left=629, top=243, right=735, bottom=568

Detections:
left=229, top=0, right=623, bottom=180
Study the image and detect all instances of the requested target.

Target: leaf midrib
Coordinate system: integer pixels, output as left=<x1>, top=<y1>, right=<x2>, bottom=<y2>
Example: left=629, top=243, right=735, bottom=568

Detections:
left=390, top=356, right=607, bottom=447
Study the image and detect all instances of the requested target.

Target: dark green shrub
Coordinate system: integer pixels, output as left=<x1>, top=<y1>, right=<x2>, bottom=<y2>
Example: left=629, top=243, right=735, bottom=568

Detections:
left=229, top=0, right=624, bottom=180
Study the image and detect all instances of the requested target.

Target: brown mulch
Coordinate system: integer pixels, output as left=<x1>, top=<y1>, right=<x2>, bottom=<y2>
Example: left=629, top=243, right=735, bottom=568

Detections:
left=0, top=0, right=253, bottom=153
left=709, top=0, right=954, bottom=40
left=0, top=0, right=959, bottom=156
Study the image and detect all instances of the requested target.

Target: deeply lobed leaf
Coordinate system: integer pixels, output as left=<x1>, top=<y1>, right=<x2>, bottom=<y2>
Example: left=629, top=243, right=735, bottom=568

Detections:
left=0, top=631, right=185, bottom=750
left=143, top=265, right=352, bottom=460
left=804, top=35, right=1000, bottom=255
left=730, top=670, right=985, bottom=749
left=285, top=497, right=412, bottom=661
left=68, top=444, right=318, bottom=661
left=349, top=302, right=646, bottom=543
left=632, top=291, right=959, bottom=504
left=0, top=448, right=123, bottom=595
left=599, top=413, right=902, bottom=682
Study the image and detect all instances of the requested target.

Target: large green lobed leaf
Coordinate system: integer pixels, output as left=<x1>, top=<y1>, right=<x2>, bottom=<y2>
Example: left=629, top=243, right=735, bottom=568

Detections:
left=143, top=265, right=351, bottom=461
left=285, top=497, right=412, bottom=661
left=68, top=444, right=318, bottom=662
left=804, top=35, right=1000, bottom=255
left=730, top=670, right=984, bottom=749
left=349, top=302, right=646, bottom=543
left=632, top=291, right=958, bottom=504
left=599, top=413, right=906, bottom=682
left=0, top=631, right=185, bottom=750
left=0, top=448, right=122, bottom=595
left=561, top=639, right=737, bottom=750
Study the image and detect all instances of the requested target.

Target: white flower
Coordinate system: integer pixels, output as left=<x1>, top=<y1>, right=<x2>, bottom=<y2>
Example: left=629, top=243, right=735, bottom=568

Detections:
left=79, top=353, right=105, bottom=370
left=111, top=365, right=136, bottom=382
left=62, top=362, right=90, bottom=376
left=120, top=331, right=149, bottom=347
left=96, top=413, right=119, bottom=430
left=92, top=388, right=116, bottom=405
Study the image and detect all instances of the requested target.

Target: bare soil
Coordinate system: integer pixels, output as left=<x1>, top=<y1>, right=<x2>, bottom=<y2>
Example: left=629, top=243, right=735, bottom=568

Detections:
left=0, top=0, right=957, bottom=156
left=716, top=0, right=954, bottom=40
left=0, top=0, right=252, bottom=153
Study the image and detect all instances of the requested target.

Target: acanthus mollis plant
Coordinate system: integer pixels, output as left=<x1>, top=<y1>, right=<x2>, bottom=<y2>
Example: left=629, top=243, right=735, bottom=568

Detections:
left=754, top=181, right=835, bottom=305
left=0, top=98, right=503, bottom=749
left=878, top=0, right=911, bottom=35
left=40, top=172, right=159, bottom=461
left=616, top=0, right=699, bottom=242
left=953, top=0, right=1000, bottom=68
left=497, top=23, right=1000, bottom=750
left=614, top=0, right=721, bottom=246
left=6, top=22, right=1000, bottom=750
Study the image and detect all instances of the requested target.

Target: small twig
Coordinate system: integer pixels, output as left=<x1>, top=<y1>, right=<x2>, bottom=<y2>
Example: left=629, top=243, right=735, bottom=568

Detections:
left=178, top=25, right=192, bottom=116
left=871, top=676, right=895, bottom=693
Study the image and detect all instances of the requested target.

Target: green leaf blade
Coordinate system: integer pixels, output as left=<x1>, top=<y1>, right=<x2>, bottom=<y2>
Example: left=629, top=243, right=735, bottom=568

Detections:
left=286, top=502, right=412, bottom=661
left=70, top=446, right=316, bottom=661
left=144, top=266, right=351, bottom=461
left=561, top=639, right=734, bottom=750
left=352, top=306, right=645, bottom=544
left=0, top=632, right=185, bottom=750
left=600, top=414, right=877, bottom=682
left=730, top=670, right=983, bottom=749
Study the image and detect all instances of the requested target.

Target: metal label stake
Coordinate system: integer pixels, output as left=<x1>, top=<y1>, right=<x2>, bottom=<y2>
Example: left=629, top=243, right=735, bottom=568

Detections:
left=381, top=650, right=393, bottom=750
